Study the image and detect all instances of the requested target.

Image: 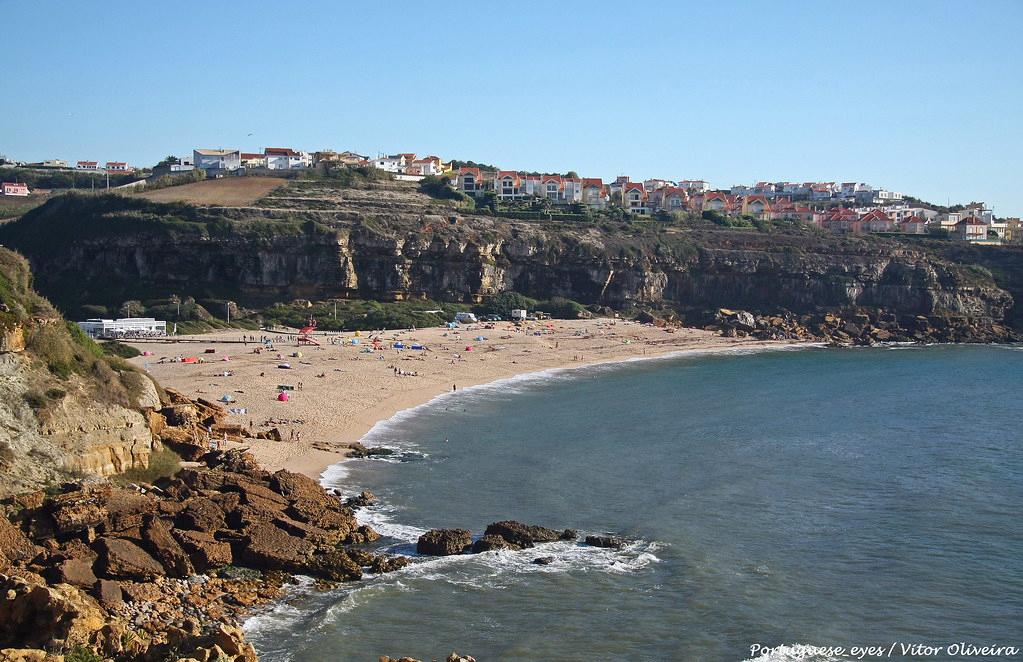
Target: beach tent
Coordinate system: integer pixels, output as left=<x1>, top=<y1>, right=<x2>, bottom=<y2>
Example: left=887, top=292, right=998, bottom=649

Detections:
left=182, top=357, right=198, bottom=364
left=277, top=392, right=290, bottom=402
left=394, top=342, right=405, bottom=349
left=410, top=344, right=424, bottom=350
left=351, top=338, right=361, bottom=345
left=278, top=363, right=292, bottom=369
left=475, top=336, right=486, bottom=342
left=446, top=322, right=457, bottom=329
left=219, top=394, right=235, bottom=403
left=465, top=345, right=474, bottom=351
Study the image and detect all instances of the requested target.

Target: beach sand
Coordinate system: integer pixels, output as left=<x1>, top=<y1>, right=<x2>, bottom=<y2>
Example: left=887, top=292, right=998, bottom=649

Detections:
left=127, top=320, right=790, bottom=480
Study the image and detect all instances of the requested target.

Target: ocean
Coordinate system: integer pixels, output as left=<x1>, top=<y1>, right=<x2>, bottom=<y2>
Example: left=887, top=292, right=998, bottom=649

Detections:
left=245, top=345, right=1023, bottom=661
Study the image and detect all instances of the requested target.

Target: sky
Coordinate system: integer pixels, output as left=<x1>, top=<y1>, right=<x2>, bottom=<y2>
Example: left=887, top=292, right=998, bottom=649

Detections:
left=3, top=0, right=1021, bottom=215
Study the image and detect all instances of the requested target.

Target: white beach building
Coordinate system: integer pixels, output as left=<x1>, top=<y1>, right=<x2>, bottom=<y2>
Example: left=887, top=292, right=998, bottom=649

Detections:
left=77, top=317, right=167, bottom=339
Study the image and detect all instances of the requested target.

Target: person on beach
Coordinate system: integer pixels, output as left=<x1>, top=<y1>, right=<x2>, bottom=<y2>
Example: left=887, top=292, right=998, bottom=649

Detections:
left=452, top=384, right=456, bottom=391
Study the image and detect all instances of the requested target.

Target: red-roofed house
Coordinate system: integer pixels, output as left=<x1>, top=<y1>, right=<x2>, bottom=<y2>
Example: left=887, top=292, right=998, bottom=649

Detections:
left=241, top=152, right=266, bottom=168
left=582, top=178, right=606, bottom=209
left=650, top=186, right=688, bottom=212
left=741, top=195, right=772, bottom=219
left=703, top=192, right=736, bottom=214
left=954, top=217, right=988, bottom=242
left=860, top=209, right=895, bottom=233
left=76, top=160, right=99, bottom=171
left=2, top=182, right=29, bottom=197
left=495, top=171, right=524, bottom=199
left=900, top=215, right=928, bottom=234
left=104, top=161, right=134, bottom=173
left=821, top=208, right=863, bottom=233
left=265, top=147, right=310, bottom=170
left=624, top=182, right=649, bottom=214
left=456, top=167, right=484, bottom=196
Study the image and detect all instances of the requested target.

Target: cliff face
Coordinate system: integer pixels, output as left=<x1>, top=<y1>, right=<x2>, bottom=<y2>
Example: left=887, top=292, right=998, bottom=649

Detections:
left=0, top=248, right=160, bottom=497
left=1, top=192, right=1017, bottom=332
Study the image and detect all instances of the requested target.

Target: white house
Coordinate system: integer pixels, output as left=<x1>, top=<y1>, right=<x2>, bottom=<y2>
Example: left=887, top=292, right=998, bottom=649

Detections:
left=954, top=217, right=988, bottom=242
left=104, top=161, right=133, bottom=173
left=193, top=149, right=241, bottom=172
left=264, top=148, right=310, bottom=170
left=76, top=160, right=99, bottom=171
left=371, top=154, right=406, bottom=172
left=582, top=178, right=606, bottom=209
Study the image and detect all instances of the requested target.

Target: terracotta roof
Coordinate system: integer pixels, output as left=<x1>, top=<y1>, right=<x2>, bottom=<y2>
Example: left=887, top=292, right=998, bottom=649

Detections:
left=957, top=216, right=986, bottom=226
left=240, top=153, right=263, bottom=160
left=77, top=161, right=98, bottom=166
left=582, top=178, right=603, bottom=189
left=265, top=147, right=300, bottom=157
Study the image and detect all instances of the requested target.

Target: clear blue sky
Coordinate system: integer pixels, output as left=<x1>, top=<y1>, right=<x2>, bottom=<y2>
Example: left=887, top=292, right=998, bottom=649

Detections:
left=4, top=0, right=1021, bottom=215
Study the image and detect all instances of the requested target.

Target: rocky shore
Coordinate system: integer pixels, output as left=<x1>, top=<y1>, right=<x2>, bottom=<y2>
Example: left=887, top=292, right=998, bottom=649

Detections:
left=709, top=307, right=1020, bottom=345
left=0, top=446, right=410, bottom=661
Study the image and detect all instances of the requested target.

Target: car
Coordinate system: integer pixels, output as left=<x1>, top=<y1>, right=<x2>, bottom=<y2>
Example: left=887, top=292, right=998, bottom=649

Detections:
left=484, top=314, right=502, bottom=322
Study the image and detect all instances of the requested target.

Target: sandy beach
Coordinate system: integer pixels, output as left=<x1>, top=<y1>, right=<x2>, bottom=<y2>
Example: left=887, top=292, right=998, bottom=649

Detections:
left=127, top=320, right=791, bottom=480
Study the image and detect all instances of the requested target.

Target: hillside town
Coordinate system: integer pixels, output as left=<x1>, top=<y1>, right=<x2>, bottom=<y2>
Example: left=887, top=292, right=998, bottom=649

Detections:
left=1, top=146, right=1017, bottom=244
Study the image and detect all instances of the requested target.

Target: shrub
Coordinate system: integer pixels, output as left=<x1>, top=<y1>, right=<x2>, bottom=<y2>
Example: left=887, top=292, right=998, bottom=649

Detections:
left=45, top=387, right=66, bottom=400
left=23, top=391, right=46, bottom=410
left=113, top=448, right=182, bottom=486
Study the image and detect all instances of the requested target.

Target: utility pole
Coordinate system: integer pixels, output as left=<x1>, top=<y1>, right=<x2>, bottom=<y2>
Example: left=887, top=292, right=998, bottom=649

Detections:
left=226, top=302, right=231, bottom=324
left=333, top=301, right=337, bottom=320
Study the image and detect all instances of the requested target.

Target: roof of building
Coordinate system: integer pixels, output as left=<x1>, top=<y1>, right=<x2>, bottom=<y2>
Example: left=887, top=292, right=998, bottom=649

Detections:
left=77, top=160, right=98, bottom=165
left=194, top=149, right=239, bottom=156
left=957, top=216, right=987, bottom=226
left=240, top=153, right=264, bottom=160
left=265, top=147, right=300, bottom=157
left=582, top=177, right=604, bottom=189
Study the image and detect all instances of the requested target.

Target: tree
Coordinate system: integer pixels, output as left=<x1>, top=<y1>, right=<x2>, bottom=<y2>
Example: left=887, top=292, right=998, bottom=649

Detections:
left=119, top=300, right=144, bottom=318
left=155, top=155, right=180, bottom=168
left=482, top=292, right=537, bottom=317
left=564, top=171, right=579, bottom=179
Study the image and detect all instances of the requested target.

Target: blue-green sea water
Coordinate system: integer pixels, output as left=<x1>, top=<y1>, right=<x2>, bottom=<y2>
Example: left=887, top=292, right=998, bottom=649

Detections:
left=245, top=345, right=1023, bottom=661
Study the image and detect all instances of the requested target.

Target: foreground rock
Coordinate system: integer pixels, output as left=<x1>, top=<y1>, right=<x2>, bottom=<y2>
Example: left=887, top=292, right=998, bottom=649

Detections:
left=0, top=448, right=411, bottom=661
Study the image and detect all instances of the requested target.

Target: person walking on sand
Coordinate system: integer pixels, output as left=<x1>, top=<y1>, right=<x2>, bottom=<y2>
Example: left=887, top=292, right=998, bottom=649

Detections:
left=452, top=384, right=456, bottom=392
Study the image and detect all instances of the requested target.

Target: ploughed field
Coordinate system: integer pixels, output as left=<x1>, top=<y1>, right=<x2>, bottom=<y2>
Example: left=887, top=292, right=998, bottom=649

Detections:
left=138, top=177, right=288, bottom=206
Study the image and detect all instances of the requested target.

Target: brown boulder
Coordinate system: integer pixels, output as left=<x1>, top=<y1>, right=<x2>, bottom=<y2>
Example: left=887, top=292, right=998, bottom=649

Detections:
left=92, top=579, right=123, bottom=608
left=269, top=470, right=325, bottom=503
left=46, top=557, right=97, bottom=588
left=93, top=537, right=165, bottom=581
left=172, top=530, right=233, bottom=571
left=256, top=427, right=283, bottom=441
left=176, top=498, right=227, bottom=532
left=308, top=549, right=363, bottom=582
left=0, top=518, right=37, bottom=565
left=416, top=529, right=471, bottom=556
left=346, top=525, right=381, bottom=544
left=102, top=490, right=157, bottom=535
left=142, top=515, right=194, bottom=577
left=0, top=575, right=106, bottom=650
left=238, top=522, right=315, bottom=572
left=47, top=488, right=109, bottom=536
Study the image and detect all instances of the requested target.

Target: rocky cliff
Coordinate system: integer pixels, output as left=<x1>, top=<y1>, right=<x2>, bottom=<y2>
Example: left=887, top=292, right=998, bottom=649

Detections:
left=0, top=249, right=161, bottom=497
left=1, top=189, right=1019, bottom=339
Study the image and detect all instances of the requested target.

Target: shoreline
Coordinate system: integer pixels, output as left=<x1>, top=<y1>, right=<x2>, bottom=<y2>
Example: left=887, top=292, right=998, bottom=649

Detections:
left=126, top=320, right=807, bottom=481
left=330, top=339, right=822, bottom=481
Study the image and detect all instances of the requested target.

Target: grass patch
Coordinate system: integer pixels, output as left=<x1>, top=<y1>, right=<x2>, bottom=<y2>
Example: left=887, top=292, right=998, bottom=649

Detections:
left=101, top=340, right=142, bottom=359
left=112, top=448, right=183, bottom=486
